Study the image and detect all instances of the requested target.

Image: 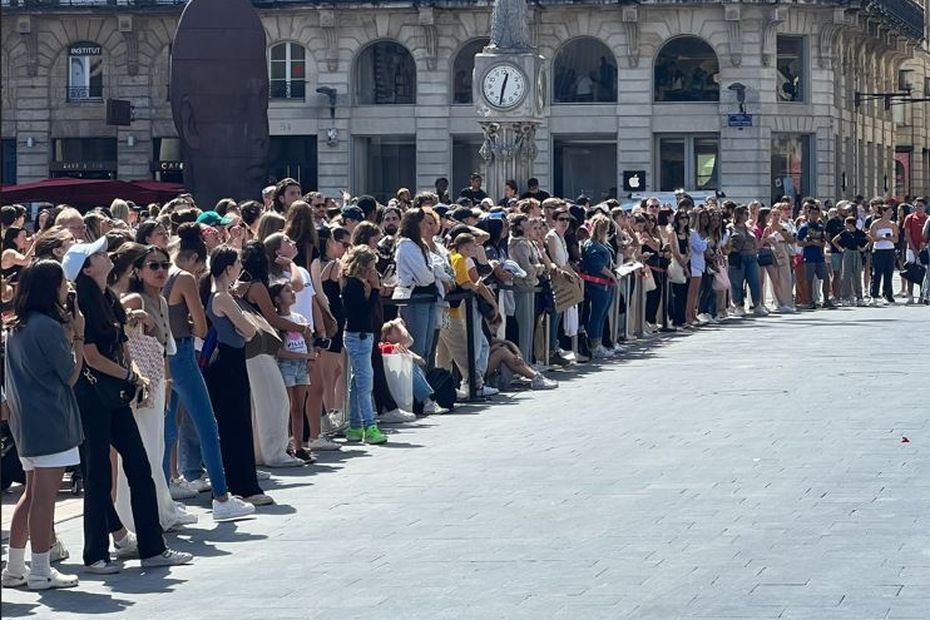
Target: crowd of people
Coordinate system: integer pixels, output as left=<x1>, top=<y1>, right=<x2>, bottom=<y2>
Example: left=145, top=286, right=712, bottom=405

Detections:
left=1, top=176, right=928, bottom=591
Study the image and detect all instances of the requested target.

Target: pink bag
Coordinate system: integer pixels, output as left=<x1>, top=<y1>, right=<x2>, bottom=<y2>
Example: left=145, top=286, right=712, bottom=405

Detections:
left=712, top=264, right=731, bottom=292
left=125, top=324, right=165, bottom=408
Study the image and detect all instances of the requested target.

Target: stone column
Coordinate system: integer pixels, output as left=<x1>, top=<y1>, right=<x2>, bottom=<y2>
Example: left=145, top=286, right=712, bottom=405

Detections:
left=478, top=120, right=539, bottom=202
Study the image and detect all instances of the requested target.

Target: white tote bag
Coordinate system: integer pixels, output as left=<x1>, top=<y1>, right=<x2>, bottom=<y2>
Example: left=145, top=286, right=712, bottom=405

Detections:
left=382, top=352, right=414, bottom=412
left=563, top=305, right=579, bottom=337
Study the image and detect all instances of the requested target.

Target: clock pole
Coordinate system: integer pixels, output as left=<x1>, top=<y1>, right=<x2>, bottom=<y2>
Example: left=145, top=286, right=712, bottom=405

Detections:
left=473, top=0, right=547, bottom=204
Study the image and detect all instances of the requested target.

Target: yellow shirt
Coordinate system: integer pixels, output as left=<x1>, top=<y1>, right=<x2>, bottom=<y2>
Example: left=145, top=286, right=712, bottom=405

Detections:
left=449, top=251, right=472, bottom=319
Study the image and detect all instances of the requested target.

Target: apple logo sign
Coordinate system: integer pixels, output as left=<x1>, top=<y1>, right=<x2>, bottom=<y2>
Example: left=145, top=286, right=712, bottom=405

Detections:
left=628, top=174, right=640, bottom=189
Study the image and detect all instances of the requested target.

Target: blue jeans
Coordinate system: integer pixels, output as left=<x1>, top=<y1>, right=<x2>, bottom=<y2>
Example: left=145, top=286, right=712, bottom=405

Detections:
left=412, top=364, right=432, bottom=403
left=586, top=284, right=612, bottom=342
left=729, top=255, right=761, bottom=307
left=399, top=301, right=436, bottom=361
left=163, top=338, right=228, bottom=498
left=344, top=332, right=375, bottom=429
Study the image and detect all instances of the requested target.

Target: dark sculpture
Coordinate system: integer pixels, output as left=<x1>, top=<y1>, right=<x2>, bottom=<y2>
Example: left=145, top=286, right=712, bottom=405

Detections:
left=487, top=0, right=534, bottom=53
left=170, top=0, right=269, bottom=209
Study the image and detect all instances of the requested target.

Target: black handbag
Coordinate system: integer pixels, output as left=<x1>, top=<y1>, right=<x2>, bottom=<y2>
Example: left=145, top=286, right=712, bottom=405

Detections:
left=81, top=366, right=138, bottom=409
left=901, top=262, right=927, bottom=285
left=757, top=249, right=775, bottom=267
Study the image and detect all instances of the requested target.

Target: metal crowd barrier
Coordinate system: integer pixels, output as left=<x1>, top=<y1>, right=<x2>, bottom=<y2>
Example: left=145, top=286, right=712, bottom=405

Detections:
left=383, top=290, right=479, bottom=401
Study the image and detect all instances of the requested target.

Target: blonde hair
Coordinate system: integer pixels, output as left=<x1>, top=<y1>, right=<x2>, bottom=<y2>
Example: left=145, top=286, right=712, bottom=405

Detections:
left=110, top=198, right=130, bottom=223
left=255, top=211, right=286, bottom=241
left=380, top=317, right=413, bottom=346
left=589, top=214, right=611, bottom=243
left=340, top=245, right=376, bottom=280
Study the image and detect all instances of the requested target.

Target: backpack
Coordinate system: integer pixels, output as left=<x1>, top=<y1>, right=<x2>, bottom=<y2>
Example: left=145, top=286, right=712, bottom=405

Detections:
left=425, top=367, right=457, bottom=410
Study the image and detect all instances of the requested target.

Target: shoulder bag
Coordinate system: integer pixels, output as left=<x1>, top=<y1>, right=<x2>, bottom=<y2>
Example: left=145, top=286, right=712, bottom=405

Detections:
left=237, top=296, right=284, bottom=360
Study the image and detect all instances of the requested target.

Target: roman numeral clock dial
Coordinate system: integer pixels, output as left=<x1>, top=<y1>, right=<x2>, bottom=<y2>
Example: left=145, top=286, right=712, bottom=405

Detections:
left=482, top=64, right=528, bottom=110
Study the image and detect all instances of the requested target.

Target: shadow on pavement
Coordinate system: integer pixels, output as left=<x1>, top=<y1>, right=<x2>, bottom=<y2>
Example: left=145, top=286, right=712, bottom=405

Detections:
left=28, top=589, right=135, bottom=616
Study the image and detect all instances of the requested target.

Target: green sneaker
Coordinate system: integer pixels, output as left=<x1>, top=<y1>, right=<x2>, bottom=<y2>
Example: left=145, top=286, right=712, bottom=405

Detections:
left=345, top=427, right=364, bottom=443
left=363, top=425, right=387, bottom=445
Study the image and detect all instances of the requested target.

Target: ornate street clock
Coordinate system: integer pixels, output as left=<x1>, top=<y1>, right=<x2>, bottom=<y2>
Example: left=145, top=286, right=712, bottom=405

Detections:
left=481, top=63, right=528, bottom=110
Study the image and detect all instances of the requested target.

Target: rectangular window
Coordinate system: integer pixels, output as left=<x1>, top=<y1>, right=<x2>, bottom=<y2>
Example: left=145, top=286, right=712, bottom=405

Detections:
left=656, top=134, right=719, bottom=192
left=353, top=136, right=416, bottom=204
left=68, top=44, right=103, bottom=101
left=269, top=43, right=306, bottom=100
left=553, top=137, right=617, bottom=201
left=50, top=137, right=117, bottom=179
left=452, top=136, right=484, bottom=198
left=1, top=138, right=16, bottom=185
left=269, top=135, right=317, bottom=188
left=776, top=35, right=805, bottom=103
left=770, top=133, right=812, bottom=206
left=152, top=137, right=183, bottom=184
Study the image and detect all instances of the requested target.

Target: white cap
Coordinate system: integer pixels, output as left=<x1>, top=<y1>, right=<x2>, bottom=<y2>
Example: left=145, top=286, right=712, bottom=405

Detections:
left=61, top=236, right=108, bottom=282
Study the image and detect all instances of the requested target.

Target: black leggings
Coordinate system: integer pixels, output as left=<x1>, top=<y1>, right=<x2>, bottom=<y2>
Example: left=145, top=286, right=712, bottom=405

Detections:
left=645, top=270, right=666, bottom=324
left=206, top=343, right=262, bottom=498
left=670, top=282, right=689, bottom=326
left=76, top=379, right=165, bottom=566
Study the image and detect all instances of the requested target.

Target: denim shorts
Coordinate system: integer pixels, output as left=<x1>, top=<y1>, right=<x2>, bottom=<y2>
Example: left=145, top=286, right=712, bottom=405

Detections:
left=277, top=358, right=310, bottom=387
left=830, top=252, right=843, bottom=272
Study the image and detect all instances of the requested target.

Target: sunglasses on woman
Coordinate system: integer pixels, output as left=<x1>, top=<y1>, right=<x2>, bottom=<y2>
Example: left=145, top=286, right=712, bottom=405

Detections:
left=144, top=261, right=171, bottom=271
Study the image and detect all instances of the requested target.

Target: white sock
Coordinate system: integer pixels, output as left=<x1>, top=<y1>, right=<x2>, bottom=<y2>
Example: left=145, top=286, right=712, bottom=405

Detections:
left=30, top=551, right=51, bottom=577
left=7, top=546, right=27, bottom=574
left=115, top=532, right=133, bottom=548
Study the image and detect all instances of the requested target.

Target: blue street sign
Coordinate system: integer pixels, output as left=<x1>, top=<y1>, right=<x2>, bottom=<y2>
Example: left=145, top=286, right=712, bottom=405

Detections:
left=728, top=113, right=753, bottom=127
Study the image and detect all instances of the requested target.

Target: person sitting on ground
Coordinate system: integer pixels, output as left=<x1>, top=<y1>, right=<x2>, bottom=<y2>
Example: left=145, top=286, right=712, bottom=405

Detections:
left=380, top=319, right=449, bottom=415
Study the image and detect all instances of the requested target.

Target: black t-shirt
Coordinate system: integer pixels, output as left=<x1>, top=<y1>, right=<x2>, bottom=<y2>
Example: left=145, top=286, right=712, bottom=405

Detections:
left=520, top=189, right=551, bottom=201
left=824, top=218, right=845, bottom=252
left=459, top=187, right=488, bottom=203
left=835, top=229, right=868, bottom=251
left=341, top=277, right=377, bottom=334
left=78, top=286, right=126, bottom=364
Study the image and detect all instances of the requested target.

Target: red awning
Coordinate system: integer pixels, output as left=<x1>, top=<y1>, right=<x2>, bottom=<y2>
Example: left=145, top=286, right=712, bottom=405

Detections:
left=0, top=178, right=186, bottom=211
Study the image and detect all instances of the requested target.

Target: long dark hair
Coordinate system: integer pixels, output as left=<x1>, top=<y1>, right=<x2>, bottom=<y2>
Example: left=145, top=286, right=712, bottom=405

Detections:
left=240, top=239, right=269, bottom=287
left=200, top=244, right=240, bottom=307
left=3, top=226, right=24, bottom=252
left=317, top=225, right=349, bottom=263
left=128, top=246, right=170, bottom=294
left=10, top=260, right=67, bottom=328
left=398, top=208, right=429, bottom=261
left=283, top=200, right=318, bottom=269
left=108, top=242, right=148, bottom=286
left=76, top=258, right=126, bottom=350
left=478, top=217, right=505, bottom=249
left=135, top=220, right=162, bottom=245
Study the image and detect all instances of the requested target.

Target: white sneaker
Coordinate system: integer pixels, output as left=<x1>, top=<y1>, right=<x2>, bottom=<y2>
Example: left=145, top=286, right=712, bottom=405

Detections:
left=753, top=305, right=769, bottom=317
left=114, top=532, right=138, bottom=559
left=477, top=385, right=499, bottom=397
left=380, top=408, right=416, bottom=424
left=307, top=436, right=342, bottom=451
left=27, top=568, right=78, bottom=591
left=530, top=362, right=551, bottom=373
left=591, top=345, right=612, bottom=360
left=696, top=313, right=712, bottom=324
left=85, top=560, right=120, bottom=574
left=169, top=478, right=198, bottom=500
left=172, top=506, right=199, bottom=526
left=422, top=399, right=449, bottom=415
left=49, top=538, right=69, bottom=563
left=530, top=374, right=558, bottom=390
left=1, top=568, right=27, bottom=588
left=610, top=342, right=627, bottom=354
left=212, top=496, right=256, bottom=522
left=185, top=475, right=211, bottom=493
left=255, top=469, right=271, bottom=481
left=141, top=549, right=193, bottom=568
left=733, top=306, right=747, bottom=317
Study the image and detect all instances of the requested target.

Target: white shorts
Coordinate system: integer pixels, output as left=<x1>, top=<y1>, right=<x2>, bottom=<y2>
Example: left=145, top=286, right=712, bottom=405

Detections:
left=19, top=446, right=80, bottom=472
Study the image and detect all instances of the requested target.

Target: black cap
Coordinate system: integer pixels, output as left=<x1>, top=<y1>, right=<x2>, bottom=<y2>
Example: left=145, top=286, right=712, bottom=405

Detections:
left=341, top=205, right=365, bottom=222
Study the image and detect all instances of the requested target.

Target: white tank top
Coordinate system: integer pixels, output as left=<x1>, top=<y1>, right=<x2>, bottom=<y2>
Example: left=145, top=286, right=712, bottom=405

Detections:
left=873, top=227, right=894, bottom=251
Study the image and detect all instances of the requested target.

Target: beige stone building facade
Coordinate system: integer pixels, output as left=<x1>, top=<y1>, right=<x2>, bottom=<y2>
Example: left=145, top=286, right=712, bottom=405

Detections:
left=1, top=0, right=928, bottom=206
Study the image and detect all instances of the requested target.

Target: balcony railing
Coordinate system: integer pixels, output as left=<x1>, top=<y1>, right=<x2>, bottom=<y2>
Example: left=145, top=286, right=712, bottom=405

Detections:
left=867, top=0, right=925, bottom=42
left=66, top=86, right=103, bottom=101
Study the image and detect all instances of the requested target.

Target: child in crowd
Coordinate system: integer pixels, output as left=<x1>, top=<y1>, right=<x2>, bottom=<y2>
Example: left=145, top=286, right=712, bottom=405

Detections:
left=832, top=216, right=868, bottom=305
left=380, top=318, right=449, bottom=415
left=270, top=281, right=316, bottom=462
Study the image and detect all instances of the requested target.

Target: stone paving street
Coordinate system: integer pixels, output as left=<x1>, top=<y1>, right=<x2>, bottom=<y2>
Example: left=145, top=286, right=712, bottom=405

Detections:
left=2, top=305, right=928, bottom=619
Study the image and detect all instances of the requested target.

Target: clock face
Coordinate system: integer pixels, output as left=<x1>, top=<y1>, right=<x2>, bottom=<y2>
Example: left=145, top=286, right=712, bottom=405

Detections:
left=482, top=64, right=527, bottom=110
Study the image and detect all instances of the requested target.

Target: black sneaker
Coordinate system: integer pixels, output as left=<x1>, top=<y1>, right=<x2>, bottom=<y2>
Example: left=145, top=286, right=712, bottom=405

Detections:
left=294, top=448, right=316, bottom=464
left=808, top=302, right=817, bottom=310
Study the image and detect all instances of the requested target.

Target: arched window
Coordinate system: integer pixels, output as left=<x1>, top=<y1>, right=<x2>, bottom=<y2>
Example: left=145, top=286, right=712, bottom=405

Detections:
left=67, top=41, right=103, bottom=101
left=553, top=37, right=617, bottom=103
left=654, top=37, right=720, bottom=102
left=452, top=38, right=489, bottom=104
left=269, top=42, right=306, bottom=100
left=355, top=41, right=416, bottom=104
